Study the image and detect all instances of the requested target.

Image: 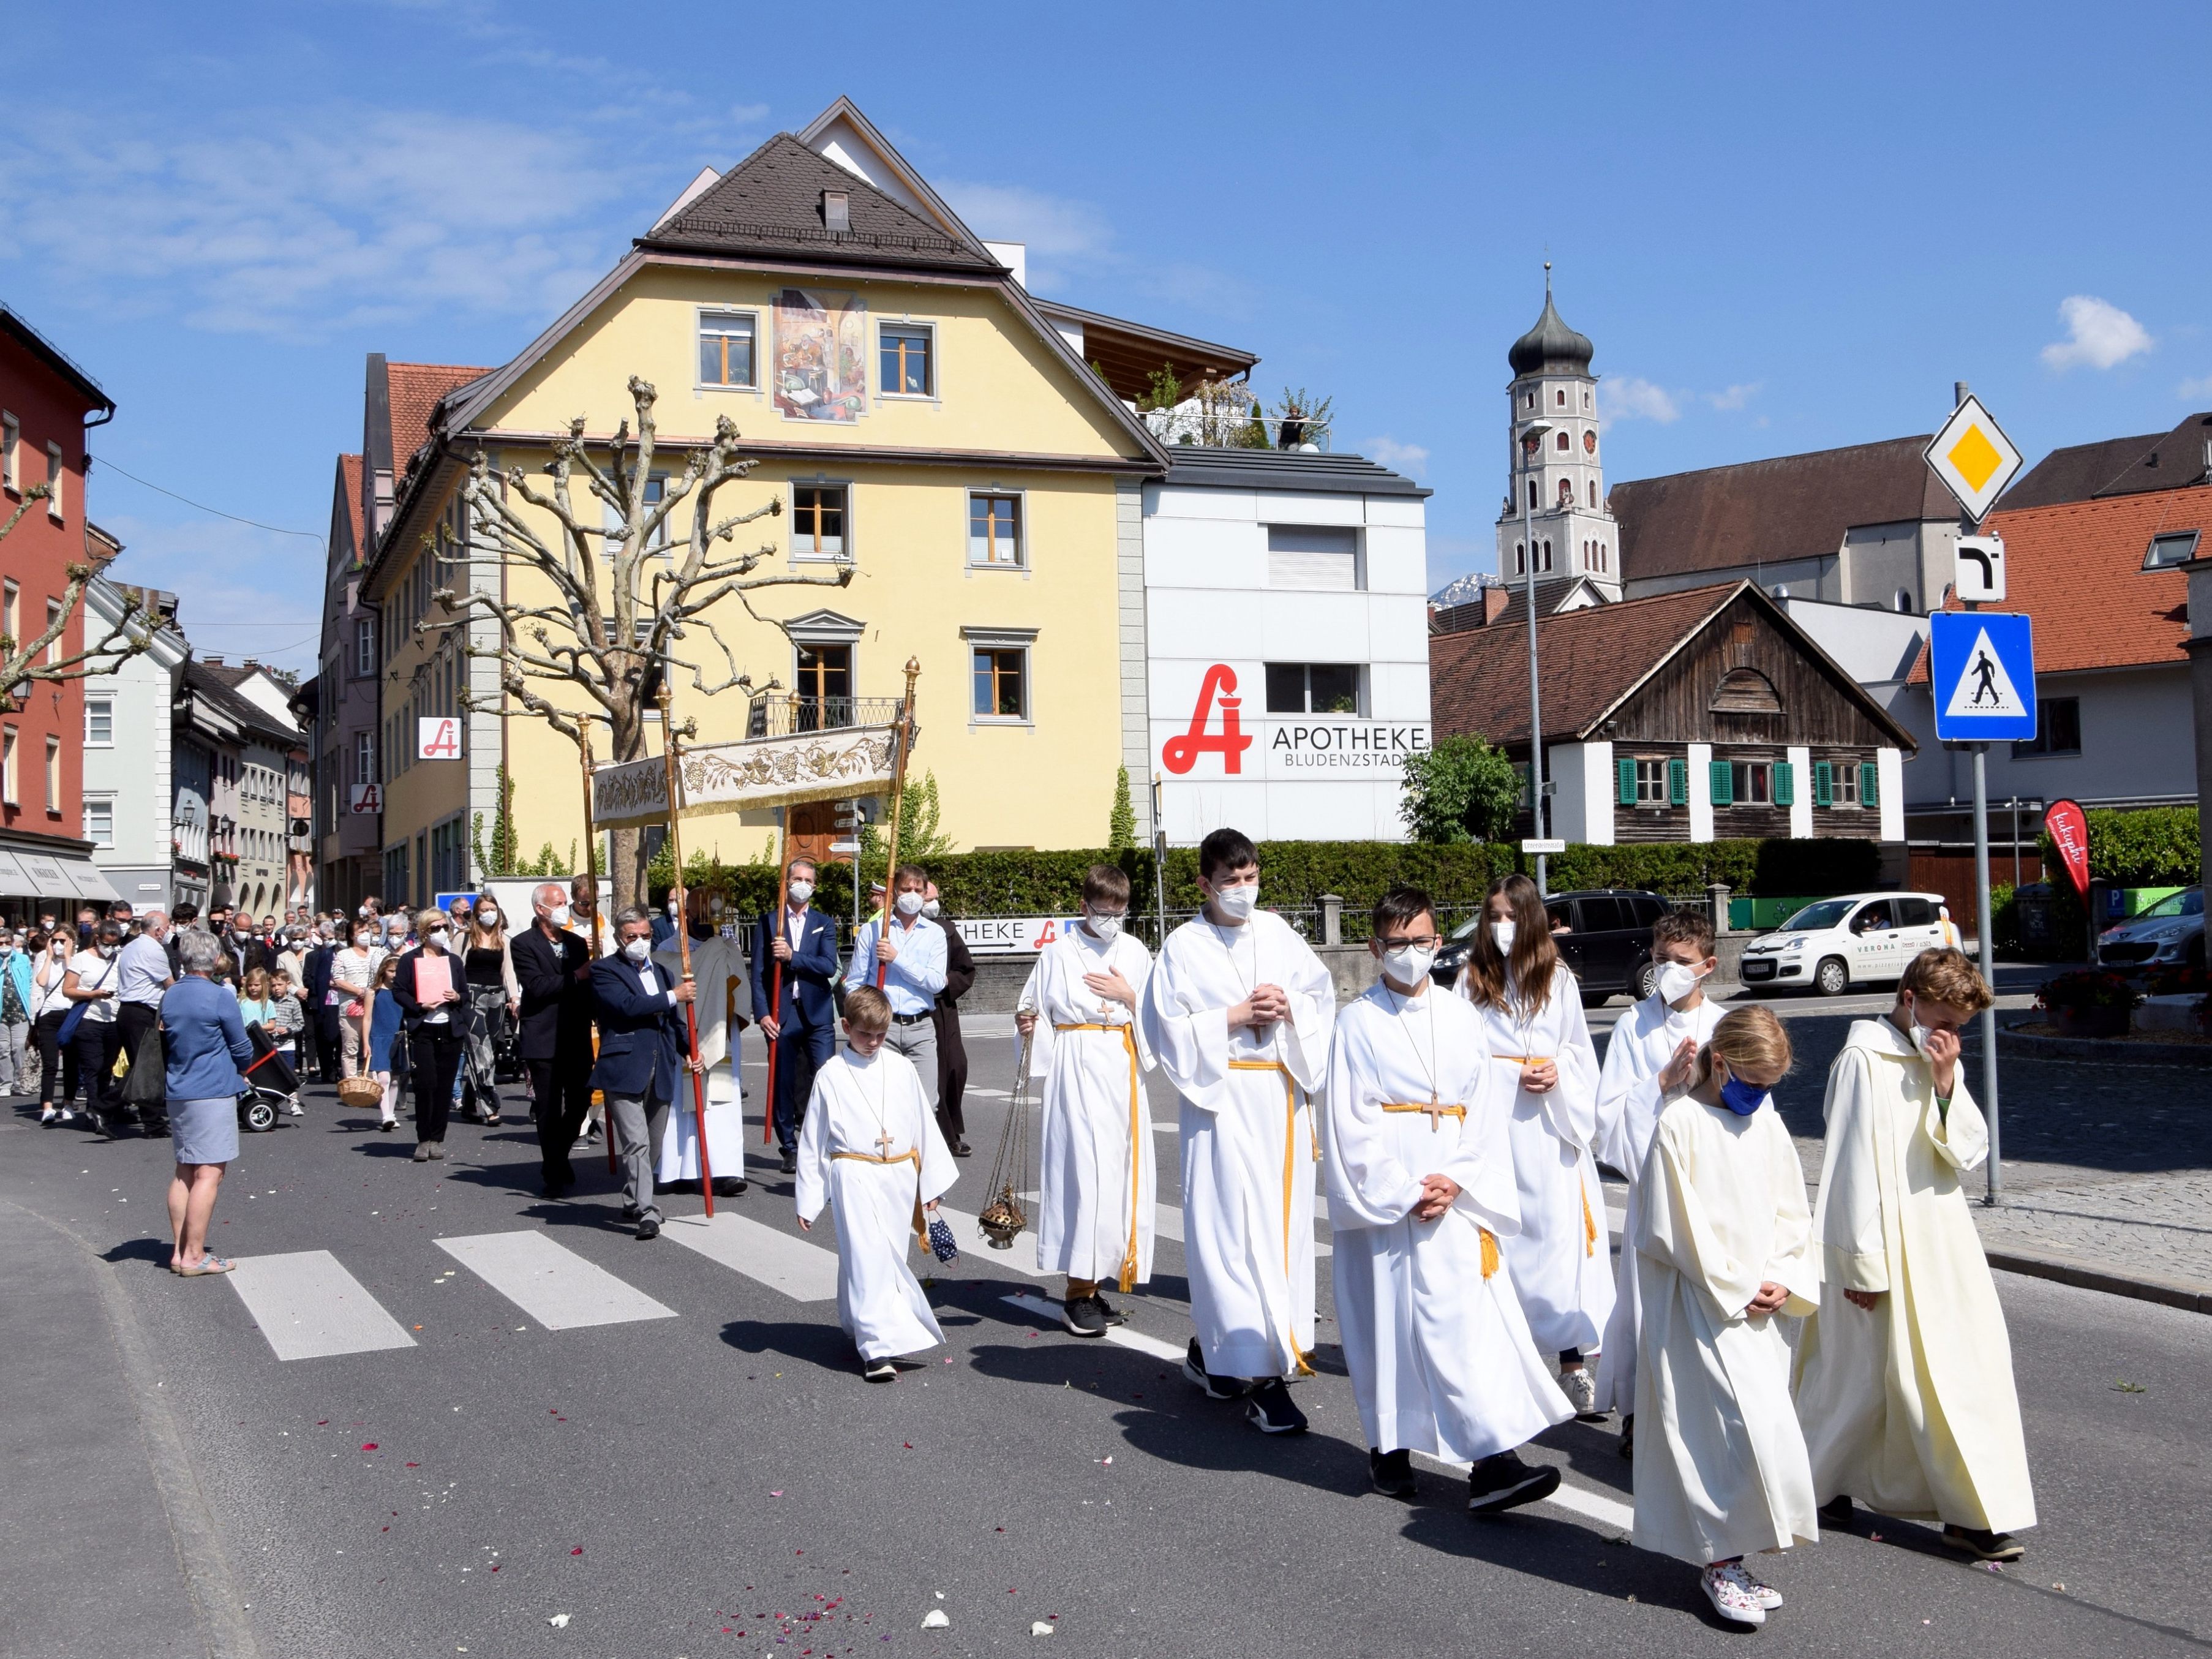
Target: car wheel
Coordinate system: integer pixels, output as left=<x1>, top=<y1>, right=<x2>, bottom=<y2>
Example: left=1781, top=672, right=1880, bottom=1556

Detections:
left=1631, top=957, right=1660, bottom=1002
left=1814, top=957, right=1850, bottom=997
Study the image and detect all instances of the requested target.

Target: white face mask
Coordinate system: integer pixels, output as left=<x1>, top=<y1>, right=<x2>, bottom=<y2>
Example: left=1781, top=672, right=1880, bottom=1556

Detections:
left=922, top=898, right=941, bottom=919
left=547, top=903, right=572, bottom=928
left=666, top=899, right=681, bottom=918
left=1087, top=910, right=1124, bottom=942
left=622, top=936, right=652, bottom=963
left=1382, top=942, right=1436, bottom=985
left=894, top=890, right=924, bottom=918
left=423, top=928, right=448, bottom=950
left=477, top=908, right=497, bottom=925
left=1490, top=919, right=1516, bottom=954
left=1656, top=961, right=1706, bottom=1007
left=787, top=881, right=814, bottom=905
left=1209, top=879, right=1258, bottom=922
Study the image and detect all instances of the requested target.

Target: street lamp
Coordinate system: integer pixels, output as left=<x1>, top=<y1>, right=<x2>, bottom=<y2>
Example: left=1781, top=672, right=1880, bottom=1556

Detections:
left=1518, top=418, right=1554, bottom=895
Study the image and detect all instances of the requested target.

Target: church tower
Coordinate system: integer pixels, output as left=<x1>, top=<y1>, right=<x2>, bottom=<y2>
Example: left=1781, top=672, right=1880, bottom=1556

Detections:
left=1494, top=268, right=1620, bottom=604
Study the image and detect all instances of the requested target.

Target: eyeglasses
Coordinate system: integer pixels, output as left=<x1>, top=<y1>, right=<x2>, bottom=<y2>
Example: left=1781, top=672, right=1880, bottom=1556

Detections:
left=1379, top=935, right=1442, bottom=950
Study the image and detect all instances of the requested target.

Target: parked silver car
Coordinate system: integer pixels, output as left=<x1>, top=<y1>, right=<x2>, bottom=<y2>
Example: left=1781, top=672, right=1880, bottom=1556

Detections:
left=2096, top=887, right=2204, bottom=973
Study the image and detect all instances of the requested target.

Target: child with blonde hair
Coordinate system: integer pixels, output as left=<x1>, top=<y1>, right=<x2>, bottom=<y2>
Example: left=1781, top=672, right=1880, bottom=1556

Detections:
left=1631, top=1005, right=1819, bottom=1628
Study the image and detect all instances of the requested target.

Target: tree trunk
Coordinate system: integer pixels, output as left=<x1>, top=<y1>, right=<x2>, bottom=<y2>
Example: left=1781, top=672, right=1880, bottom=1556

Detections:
left=606, top=689, right=649, bottom=911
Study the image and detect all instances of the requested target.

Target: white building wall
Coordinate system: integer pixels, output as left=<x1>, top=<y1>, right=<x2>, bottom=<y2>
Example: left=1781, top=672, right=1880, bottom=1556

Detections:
left=1549, top=740, right=1614, bottom=844
left=83, top=630, right=181, bottom=906
left=1897, top=664, right=2194, bottom=812
left=1143, top=480, right=1432, bottom=844
left=1878, top=747, right=1905, bottom=842
left=1687, top=742, right=1715, bottom=842
left=1786, top=745, right=1814, bottom=838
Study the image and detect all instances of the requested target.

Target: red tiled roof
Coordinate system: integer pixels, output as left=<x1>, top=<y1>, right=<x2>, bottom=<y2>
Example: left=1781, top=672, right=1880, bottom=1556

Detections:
left=337, top=453, right=364, bottom=557
left=386, top=362, right=491, bottom=468
left=1905, top=486, right=2200, bottom=683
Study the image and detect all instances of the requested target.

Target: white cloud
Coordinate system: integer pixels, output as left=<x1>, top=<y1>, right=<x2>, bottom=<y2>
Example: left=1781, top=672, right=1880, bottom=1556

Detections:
left=937, top=179, right=1115, bottom=293
left=1707, top=382, right=1762, bottom=412
left=1602, top=377, right=1680, bottom=423
left=0, top=107, right=634, bottom=340
left=2178, top=374, right=2212, bottom=399
left=1363, top=436, right=1431, bottom=476
left=2041, top=295, right=2153, bottom=371
left=730, top=103, right=770, bottom=126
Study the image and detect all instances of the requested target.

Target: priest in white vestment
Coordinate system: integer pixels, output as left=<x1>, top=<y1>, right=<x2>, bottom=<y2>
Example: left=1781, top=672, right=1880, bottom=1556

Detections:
left=1591, top=913, right=1725, bottom=1428
left=653, top=908, right=749, bottom=1195
left=1456, top=876, right=1610, bottom=1413
left=1632, top=1005, right=1818, bottom=1629
left=794, top=987, right=958, bottom=1382
left=1139, top=829, right=1334, bottom=1436
left=1326, top=888, right=1572, bottom=1510
left=1793, top=949, right=2036, bottom=1562
left=1016, top=864, right=1157, bottom=1336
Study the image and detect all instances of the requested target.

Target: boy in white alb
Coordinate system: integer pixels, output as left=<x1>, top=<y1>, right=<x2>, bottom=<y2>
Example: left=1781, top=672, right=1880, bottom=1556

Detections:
left=1327, top=888, right=1572, bottom=1512
left=794, top=986, right=958, bottom=1382
left=1592, top=908, right=1725, bottom=1450
left=1016, top=863, right=1157, bottom=1337
left=1140, top=828, right=1335, bottom=1436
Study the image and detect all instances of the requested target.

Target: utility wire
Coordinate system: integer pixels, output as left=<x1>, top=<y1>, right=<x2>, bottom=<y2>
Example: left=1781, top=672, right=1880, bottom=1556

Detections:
left=88, top=453, right=325, bottom=545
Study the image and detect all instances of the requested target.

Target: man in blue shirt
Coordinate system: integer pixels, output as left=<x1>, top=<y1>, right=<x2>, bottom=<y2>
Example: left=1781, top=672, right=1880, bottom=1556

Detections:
left=752, top=857, right=840, bottom=1175
left=842, top=862, right=947, bottom=1116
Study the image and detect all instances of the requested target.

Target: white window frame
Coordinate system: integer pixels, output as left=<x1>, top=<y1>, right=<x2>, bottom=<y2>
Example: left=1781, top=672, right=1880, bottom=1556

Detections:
left=44, top=734, right=60, bottom=812
left=789, top=480, right=851, bottom=563
left=967, top=489, right=1026, bottom=570
left=355, top=615, right=376, bottom=676
left=85, top=695, right=113, bottom=747
left=1633, top=758, right=1669, bottom=805
left=1263, top=661, right=1366, bottom=717
left=878, top=318, right=937, bottom=401
left=46, top=443, right=64, bottom=521
left=85, top=795, right=114, bottom=848
left=1, top=727, right=14, bottom=805
left=696, top=306, right=761, bottom=393
left=44, top=599, right=62, bottom=664
left=961, top=625, right=1039, bottom=726
left=2, top=580, right=16, bottom=645
left=1, top=412, right=17, bottom=494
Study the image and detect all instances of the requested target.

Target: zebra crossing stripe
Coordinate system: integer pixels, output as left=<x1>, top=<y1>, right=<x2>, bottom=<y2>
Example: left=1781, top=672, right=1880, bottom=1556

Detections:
left=934, top=1206, right=1059, bottom=1281
left=661, top=1213, right=839, bottom=1302
left=1410, top=1450, right=1635, bottom=1532
left=226, top=1251, right=418, bottom=1361
left=435, top=1231, right=677, bottom=1330
left=1001, top=1293, right=1184, bottom=1363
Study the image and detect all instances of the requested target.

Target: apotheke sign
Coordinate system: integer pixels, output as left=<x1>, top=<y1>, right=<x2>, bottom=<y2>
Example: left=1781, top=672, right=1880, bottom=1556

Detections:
left=1158, top=663, right=1430, bottom=778
left=1265, top=720, right=1430, bottom=773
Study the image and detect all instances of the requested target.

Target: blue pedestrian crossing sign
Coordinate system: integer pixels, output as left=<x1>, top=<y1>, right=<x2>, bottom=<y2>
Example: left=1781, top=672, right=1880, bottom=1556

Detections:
left=1931, top=611, right=2037, bottom=742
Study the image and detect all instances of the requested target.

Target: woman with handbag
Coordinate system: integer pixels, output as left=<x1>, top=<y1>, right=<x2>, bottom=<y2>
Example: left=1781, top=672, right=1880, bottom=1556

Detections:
left=331, top=925, right=381, bottom=1078
left=32, top=930, right=77, bottom=1124
left=457, top=895, right=521, bottom=1127
left=393, top=909, right=465, bottom=1161
left=62, top=921, right=127, bottom=1137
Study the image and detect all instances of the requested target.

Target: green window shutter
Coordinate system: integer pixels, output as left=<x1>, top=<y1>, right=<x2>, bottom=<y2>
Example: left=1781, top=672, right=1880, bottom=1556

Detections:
left=1860, top=761, right=1879, bottom=806
left=1667, top=759, right=1688, bottom=805
left=1773, top=762, right=1794, bottom=806
left=1617, top=757, right=1638, bottom=805
left=1709, top=760, right=1734, bottom=805
left=1813, top=761, right=1833, bottom=807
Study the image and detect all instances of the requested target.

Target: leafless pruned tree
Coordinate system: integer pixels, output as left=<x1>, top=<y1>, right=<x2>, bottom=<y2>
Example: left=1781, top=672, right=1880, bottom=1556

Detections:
left=0, top=485, right=159, bottom=707
left=427, top=374, right=849, bottom=901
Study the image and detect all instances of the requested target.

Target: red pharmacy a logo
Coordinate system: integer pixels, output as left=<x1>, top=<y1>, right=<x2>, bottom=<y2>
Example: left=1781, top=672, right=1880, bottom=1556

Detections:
left=1162, top=664, right=1253, bottom=775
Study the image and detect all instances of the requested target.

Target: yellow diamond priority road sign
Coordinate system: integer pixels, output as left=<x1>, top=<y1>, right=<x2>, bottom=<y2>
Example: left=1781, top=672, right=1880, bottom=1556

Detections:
left=1924, top=395, right=2023, bottom=523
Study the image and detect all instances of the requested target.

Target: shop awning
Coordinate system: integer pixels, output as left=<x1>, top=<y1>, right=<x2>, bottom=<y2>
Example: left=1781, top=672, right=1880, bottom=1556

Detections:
left=1, top=848, right=121, bottom=901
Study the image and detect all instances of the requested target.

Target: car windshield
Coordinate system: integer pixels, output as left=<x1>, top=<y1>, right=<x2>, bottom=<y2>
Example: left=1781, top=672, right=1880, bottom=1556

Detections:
left=1778, top=898, right=1855, bottom=933
left=2140, top=889, right=2205, bottom=920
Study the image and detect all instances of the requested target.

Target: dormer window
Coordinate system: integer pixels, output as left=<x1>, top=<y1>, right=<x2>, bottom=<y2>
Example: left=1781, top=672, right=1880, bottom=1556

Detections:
left=2146, top=530, right=2200, bottom=570
left=822, top=189, right=850, bottom=232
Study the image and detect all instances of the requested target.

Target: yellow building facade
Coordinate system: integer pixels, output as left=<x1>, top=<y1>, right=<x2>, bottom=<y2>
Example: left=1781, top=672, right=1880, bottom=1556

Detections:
left=358, top=100, right=1257, bottom=905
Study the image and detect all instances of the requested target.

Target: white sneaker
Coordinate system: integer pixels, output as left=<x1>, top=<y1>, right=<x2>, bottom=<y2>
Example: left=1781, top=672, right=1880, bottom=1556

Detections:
left=1701, top=1563, right=1768, bottom=1627
left=1741, top=1568, right=1783, bottom=1611
left=1558, top=1364, right=1598, bottom=1416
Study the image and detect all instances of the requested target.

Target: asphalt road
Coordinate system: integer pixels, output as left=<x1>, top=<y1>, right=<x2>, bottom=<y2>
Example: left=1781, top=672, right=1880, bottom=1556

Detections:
left=6, top=980, right=2208, bottom=1659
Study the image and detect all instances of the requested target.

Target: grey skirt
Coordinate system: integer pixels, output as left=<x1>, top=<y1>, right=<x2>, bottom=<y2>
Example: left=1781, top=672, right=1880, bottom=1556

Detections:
left=170, top=1096, right=240, bottom=1165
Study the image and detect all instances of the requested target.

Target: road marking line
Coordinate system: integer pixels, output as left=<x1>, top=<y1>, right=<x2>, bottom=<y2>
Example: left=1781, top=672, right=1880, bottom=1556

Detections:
left=226, top=1250, right=418, bottom=1361
left=434, top=1231, right=677, bottom=1331
left=1411, top=1450, right=1636, bottom=1532
left=662, top=1212, right=840, bottom=1302
left=1002, top=1293, right=1185, bottom=1362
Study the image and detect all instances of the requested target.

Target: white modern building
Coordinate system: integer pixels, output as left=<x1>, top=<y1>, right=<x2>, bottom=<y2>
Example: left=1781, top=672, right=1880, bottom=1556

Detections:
left=1143, top=447, right=1433, bottom=842
left=81, top=579, right=187, bottom=909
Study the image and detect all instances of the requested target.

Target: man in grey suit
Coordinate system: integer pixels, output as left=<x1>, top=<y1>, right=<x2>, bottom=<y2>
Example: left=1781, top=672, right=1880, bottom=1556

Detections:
left=589, top=906, right=701, bottom=1240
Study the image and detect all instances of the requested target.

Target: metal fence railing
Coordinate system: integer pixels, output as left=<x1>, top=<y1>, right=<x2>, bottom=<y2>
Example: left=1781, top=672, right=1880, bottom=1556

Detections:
left=742, top=694, right=905, bottom=739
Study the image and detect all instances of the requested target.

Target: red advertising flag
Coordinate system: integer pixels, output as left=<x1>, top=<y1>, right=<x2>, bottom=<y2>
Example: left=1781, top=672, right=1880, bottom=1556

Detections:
left=2044, top=797, right=2090, bottom=900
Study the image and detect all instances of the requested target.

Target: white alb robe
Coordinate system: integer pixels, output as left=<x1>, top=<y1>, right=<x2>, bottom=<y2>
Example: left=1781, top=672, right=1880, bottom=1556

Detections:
left=1141, top=909, right=1334, bottom=1381
left=1632, top=1096, right=1821, bottom=1565
left=652, top=933, right=748, bottom=1184
left=1018, top=925, right=1158, bottom=1287
left=1591, top=991, right=1726, bottom=1413
left=794, top=1048, right=958, bottom=1362
left=1793, top=1018, right=2036, bottom=1533
left=1460, top=964, right=1612, bottom=1356
left=1326, top=981, right=1573, bottom=1461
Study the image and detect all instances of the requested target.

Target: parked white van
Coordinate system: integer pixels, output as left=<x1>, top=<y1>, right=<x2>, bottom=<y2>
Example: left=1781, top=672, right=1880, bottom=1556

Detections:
left=1737, top=891, right=1954, bottom=996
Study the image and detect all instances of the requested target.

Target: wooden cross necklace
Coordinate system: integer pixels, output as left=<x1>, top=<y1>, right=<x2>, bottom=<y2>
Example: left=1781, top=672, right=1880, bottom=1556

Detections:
left=1382, top=980, right=1448, bottom=1129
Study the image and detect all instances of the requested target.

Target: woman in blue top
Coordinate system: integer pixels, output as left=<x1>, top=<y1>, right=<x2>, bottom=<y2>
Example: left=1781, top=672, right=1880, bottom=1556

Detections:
left=160, top=930, right=256, bottom=1276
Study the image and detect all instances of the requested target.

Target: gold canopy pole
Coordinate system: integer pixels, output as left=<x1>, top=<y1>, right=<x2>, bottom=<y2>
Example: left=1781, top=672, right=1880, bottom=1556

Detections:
left=874, top=658, right=921, bottom=990
left=579, top=724, right=615, bottom=1176
left=656, top=679, right=716, bottom=1217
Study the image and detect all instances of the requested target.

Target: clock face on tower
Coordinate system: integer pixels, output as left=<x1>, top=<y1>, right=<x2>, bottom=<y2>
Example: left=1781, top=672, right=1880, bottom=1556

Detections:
left=1583, top=431, right=1597, bottom=454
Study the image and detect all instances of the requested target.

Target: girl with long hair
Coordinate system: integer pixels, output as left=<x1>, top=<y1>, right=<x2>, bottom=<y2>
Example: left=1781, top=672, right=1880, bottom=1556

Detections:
left=457, top=892, right=520, bottom=1127
left=1456, top=873, right=1610, bottom=1413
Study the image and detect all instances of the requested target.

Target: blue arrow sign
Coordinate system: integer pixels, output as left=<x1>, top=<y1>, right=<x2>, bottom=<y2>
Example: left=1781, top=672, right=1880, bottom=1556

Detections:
left=1931, top=611, right=2037, bottom=742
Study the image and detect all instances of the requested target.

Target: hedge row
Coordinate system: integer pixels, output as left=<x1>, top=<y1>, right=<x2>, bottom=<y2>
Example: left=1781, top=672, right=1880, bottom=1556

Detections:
left=2044, top=805, right=2200, bottom=887
left=657, top=837, right=1883, bottom=921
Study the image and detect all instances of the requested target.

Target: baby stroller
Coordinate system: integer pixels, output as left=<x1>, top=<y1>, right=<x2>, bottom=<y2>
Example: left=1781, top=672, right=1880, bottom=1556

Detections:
left=238, top=1022, right=299, bottom=1134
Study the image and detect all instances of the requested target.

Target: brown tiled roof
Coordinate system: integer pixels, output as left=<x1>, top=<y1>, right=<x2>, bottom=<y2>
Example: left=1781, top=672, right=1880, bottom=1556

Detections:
left=387, top=362, right=492, bottom=469
left=337, top=453, right=364, bottom=558
left=1611, top=436, right=1955, bottom=581
left=642, top=134, right=1001, bottom=273
left=1905, top=487, right=2199, bottom=683
left=1431, top=584, right=1742, bottom=745
left=1998, top=429, right=2167, bottom=510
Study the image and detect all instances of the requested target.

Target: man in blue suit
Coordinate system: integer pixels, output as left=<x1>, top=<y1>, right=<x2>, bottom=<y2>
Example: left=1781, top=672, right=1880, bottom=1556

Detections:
left=590, top=905, right=701, bottom=1240
left=751, top=856, right=840, bottom=1175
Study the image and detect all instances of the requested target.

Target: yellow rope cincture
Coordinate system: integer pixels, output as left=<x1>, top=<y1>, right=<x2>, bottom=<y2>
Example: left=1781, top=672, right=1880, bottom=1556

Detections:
left=832, top=1147, right=927, bottom=1250
left=1229, top=1059, right=1314, bottom=1377
left=1057, top=1023, right=1145, bottom=1293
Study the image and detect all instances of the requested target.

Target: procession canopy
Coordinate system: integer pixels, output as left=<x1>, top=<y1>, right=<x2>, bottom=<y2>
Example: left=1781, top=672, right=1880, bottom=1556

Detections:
left=592, top=693, right=911, bottom=829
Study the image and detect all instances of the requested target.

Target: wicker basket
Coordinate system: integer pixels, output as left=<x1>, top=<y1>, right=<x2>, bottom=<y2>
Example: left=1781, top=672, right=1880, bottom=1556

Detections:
left=337, top=1075, right=384, bottom=1108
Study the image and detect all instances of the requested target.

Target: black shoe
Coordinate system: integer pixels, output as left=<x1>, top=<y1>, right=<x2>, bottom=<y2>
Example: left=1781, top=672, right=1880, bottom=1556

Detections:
left=544, top=1176, right=573, bottom=1198
left=1183, top=1338, right=1251, bottom=1401
left=950, top=1138, right=973, bottom=1158
left=712, top=1177, right=748, bottom=1197
left=1061, top=1297, right=1109, bottom=1337
left=1618, top=1413, right=1635, bottom=1461
left=863, top=1357, right=897, bottom=1383
left=779, top=1151, right=798, bottom=1175
left=1818, top=1494, right=1853, bottom=1527
left=1090, top=1291, right=1128, bottom=1326
left=1467, top=1449, right=1559, bottom=1514
left=1942, top=1524, right=2023, bottom=1562
left=1244, top=1379, right=1308, bottom=1435
left=1369, top=1448, right=1417, bottom=1499
left=97, top=1114, right=135, bottom=1140
left=636, top=1215, right=661, bottom=1241
left=621, top=1203, right=645, bottom=1222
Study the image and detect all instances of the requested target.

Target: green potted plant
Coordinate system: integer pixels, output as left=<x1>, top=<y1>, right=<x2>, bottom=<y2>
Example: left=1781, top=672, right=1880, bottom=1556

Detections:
left=2034, top=970, right=2145, bottom=1039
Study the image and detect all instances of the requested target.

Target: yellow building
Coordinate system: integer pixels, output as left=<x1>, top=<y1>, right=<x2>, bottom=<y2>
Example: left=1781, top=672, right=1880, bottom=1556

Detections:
left=357, top=99, right=1255, bottom=905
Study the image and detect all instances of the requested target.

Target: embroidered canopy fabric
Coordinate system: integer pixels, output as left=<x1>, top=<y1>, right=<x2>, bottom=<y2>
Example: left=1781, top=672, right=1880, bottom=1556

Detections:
left=591, top=721, right=904, bottom=829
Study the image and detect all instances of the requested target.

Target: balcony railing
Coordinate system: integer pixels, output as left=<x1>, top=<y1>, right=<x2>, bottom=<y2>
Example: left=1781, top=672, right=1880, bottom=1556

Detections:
left=744, top=694, right=906, bottom=740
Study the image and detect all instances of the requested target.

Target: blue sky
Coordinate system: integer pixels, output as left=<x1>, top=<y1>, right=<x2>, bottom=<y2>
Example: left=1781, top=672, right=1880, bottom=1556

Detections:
left=7, top=1, right=2209, bottom=672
